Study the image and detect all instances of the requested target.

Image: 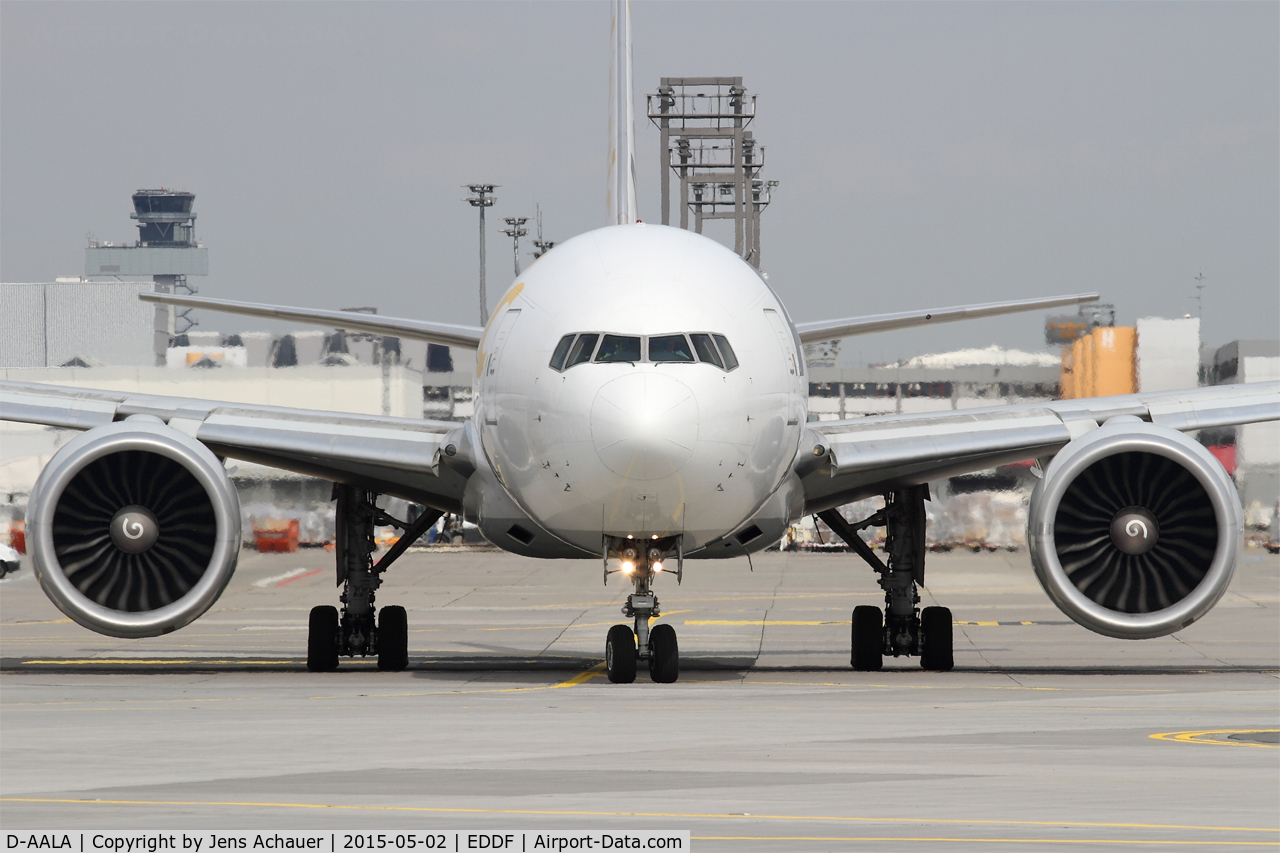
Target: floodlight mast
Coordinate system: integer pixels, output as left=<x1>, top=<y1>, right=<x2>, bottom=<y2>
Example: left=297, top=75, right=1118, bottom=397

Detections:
left=465, top=184, right=498, bottom=324
left=532, top=205, right=557, bottom=260
left=500, top=217, right=530, bottom=277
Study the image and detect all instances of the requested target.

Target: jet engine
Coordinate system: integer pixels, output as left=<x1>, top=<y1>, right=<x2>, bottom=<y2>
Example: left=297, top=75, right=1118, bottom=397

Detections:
left=1029, top=418, right=1242, bottom=640
left=28, top=416, right=241, bottom=639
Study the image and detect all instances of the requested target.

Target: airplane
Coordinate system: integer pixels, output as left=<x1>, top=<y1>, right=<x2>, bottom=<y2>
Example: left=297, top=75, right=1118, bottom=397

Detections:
left=2, top=2, right=1277, bottom=683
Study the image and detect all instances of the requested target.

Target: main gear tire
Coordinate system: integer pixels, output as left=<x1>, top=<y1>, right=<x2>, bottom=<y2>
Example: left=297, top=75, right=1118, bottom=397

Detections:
left=851, top=605, right=884, bottom=672
left=307, top=605, right=340, bottom=672
left=648, top=623, right=679, bottom=683
left=377, top=605, right=409, bottom=671
left=920, top=605, right=954, bottom=671
left=605, top=624, right=637, bottom=684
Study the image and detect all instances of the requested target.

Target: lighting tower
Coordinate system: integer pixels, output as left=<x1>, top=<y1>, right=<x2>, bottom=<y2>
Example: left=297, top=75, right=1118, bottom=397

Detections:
left=647, top=78, right=778, bottom=268
left=464, top=184, right=498, bottom=324
left=500, top=217, right=530, bottom=277
left=531, top=205, right=557, bottom=260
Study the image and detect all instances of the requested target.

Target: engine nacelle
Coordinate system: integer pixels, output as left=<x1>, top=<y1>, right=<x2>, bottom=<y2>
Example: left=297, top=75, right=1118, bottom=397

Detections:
left=29, top=416, right=241, bottom=638
left=1029, top=419, right=1242, bottom=640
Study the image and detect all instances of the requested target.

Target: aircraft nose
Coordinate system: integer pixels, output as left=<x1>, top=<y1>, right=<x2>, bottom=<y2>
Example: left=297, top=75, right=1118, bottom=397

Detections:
left=591, top=373, right=699, bottom=480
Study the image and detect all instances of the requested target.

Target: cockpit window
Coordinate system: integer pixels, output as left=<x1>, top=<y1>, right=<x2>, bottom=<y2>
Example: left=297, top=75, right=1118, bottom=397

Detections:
left=689, top=333, right=723, bottom=368
left=713, top=334, right=739, bottom=370
left=549, top=334, right=575, bottom=371
left=552, top=331, right=738, bottom=371
left=595, top=334, right=642, bottom=363
left=649, top=334, right=695, bottom=363
left=566, top=333, right=599, bottom=367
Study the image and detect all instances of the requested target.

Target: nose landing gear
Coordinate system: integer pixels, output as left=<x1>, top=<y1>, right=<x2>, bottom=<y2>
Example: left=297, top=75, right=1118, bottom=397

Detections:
left=603, top=536, right=682, bottom=683
left=819, top=485, right=954, bottom=672
left=306, top=485, right=441, bottom=672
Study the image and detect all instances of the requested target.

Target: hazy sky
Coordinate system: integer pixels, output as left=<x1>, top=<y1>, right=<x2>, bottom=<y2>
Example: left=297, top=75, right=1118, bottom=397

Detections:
left=2, top=2, right=1276, bottom=364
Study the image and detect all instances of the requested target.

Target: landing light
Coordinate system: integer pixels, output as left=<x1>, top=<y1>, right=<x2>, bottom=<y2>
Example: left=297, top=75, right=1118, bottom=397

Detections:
left=653, top=562, right=664, bottom=573
left=621, top=561, right=635, bottom=574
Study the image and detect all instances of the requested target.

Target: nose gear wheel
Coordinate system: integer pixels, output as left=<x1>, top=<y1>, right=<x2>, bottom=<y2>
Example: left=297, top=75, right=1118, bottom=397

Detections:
left=602, top=535, right=681, bottom=684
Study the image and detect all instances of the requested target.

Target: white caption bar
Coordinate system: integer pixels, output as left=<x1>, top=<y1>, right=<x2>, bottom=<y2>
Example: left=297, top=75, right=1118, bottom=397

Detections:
left=5, top=832, right=691, bottom=853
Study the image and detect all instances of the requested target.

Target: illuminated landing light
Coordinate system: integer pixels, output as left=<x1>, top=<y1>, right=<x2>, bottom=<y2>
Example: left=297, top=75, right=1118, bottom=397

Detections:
left=653, top=562, right=664, bottom=573
left=651, top=534, right=659, bottom=539
left=621, top=561, right=635, bottom=574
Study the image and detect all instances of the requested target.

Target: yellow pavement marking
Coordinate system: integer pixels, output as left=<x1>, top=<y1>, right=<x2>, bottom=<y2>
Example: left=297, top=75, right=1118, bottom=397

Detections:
left=685, top=619, right=1054, bottom=627
left=4, top=618, right=73, bottom=625
left=1, top=696, right=258, bottom=708
left=1150, top=729, right=1279, bottom=749
left=0, top=798, right=1272, bottom=834
left=304, top=664, right=608, bottom=700
left=23, top=655, right=294, bottom=666
left=686, top=620, right=840, bottom=626
left=551, top=662, right=606, bottom=688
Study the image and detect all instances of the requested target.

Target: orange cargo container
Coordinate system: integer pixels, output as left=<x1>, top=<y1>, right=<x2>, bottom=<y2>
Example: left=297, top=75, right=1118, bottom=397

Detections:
left=1061, top=326, right=1136, bottom=399
left=254, top=519, right=300, bottom=553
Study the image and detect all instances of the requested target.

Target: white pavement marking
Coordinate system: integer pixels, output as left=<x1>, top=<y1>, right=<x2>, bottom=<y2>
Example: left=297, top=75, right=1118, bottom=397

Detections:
left=252, top=568, right=311, bottom=588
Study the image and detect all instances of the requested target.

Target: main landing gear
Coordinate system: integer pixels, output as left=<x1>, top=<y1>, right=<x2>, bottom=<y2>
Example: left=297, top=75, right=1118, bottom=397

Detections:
left=603, top=536, right=682, bottom=684
left=819, top=484, right=954, bottom=672
left=307, top=485, right=442, bottom=673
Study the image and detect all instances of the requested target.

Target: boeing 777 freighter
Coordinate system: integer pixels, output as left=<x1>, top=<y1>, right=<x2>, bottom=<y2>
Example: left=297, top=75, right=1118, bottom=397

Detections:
left=2, top=2, right=1276, bottom=682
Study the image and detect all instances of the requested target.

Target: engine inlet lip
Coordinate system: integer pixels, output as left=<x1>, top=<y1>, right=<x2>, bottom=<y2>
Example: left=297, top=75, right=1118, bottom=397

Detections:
left=1028, top=422, right=1242, bottom=640
left=29, top=418, right=241, bottom=639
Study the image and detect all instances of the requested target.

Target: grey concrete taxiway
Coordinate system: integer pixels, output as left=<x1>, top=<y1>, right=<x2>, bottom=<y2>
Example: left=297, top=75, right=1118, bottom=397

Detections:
left=2, top=547, right=1277, bottom=850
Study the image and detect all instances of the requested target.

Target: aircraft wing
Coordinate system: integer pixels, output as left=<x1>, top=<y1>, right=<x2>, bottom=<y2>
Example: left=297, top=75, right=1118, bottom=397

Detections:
left=799, top=382, right=1280, bottom=513
left=0, top=381, right=469, bottom=510
left=139, top=293, right=486, bottom=349
left=795, top=292, right=1099, bottom=345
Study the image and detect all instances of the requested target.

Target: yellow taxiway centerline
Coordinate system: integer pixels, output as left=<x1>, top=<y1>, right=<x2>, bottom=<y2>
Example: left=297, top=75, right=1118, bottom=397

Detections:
left=1150, top=729, right=1279, bottom=749
left=684, top=620, right=1060, bottom=626
left=22, top=659, right=296, bottom=665
left=0, top=798, right=1273, bottom=834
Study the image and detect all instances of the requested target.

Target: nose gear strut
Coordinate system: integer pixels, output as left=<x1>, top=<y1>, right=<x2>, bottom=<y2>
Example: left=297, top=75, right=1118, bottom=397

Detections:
left=818, top=484, right=953, bottom=672
left=602, top=535, right=682, bottom=684
left=306, top=485, right=442, bottom=672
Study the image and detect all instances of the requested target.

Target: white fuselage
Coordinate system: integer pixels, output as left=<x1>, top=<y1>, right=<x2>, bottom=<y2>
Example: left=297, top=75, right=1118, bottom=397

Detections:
left=473, top=224, right=808, bottom=556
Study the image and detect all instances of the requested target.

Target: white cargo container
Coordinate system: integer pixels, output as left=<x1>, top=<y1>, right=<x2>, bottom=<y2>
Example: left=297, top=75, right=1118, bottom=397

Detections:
left=1136, top=316, right=1200, bottom=392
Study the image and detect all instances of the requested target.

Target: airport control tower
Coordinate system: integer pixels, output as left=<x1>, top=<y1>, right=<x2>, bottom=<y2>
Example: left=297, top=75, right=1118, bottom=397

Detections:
left=85, top=189, right=209, bottom=366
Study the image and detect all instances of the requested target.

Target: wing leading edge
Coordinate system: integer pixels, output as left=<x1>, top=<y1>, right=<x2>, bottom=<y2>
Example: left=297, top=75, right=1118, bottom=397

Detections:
left=0, top=381, right=468, bottom=510
left=140, top=293, right=486, bottom=350
left=800, top=381, right=1280, bottom=513
left=795, top=292, right=1099, bottom=345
